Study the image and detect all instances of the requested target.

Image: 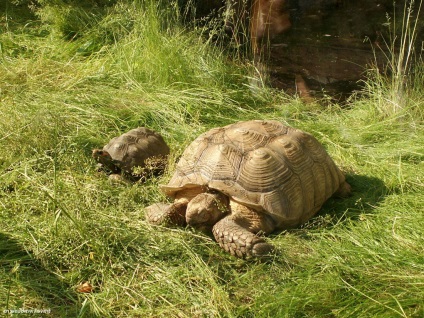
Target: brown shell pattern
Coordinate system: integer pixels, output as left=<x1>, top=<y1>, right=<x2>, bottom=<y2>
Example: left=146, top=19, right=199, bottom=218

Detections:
left=162, top=120, right=345, bottom=227
left=103, top=127, right=169, bottom=173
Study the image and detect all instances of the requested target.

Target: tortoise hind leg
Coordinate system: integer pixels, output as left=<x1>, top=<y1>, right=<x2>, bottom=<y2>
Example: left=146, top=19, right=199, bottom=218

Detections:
left=212, top=216, right=274, bottom=258
left=145, top=201, right=188, bottom=227
left=334, top=181, right=352, bottom=198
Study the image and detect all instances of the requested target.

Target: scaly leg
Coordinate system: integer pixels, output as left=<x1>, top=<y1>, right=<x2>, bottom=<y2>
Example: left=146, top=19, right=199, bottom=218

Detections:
left=212, top=216, right=274, bottom=258
left=145, top=200, right=187, bottom=227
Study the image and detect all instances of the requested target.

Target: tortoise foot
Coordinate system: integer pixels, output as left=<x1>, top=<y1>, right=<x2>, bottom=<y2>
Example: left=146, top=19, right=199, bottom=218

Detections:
left=145, top=202, right=187, bottom=227
left=212, top=217, right=274, bottom=258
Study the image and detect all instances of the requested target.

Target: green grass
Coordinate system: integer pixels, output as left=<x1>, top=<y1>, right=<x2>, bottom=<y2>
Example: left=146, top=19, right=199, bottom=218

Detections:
left=1, top=1, right=423, bottom=317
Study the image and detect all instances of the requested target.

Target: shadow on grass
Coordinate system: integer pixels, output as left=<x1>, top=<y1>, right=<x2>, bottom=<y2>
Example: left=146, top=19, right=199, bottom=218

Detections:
left=149, top=174, right=388, bottom=265
left=296, top=173, right=387, bottom=232
left=0, top=232, right=91, bottom=317
left=1, top=1, right=37, bottom=27
left=331, top=173, right=386, bottom=217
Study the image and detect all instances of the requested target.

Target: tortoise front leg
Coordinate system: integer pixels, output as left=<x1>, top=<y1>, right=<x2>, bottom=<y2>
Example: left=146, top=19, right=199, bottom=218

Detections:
left=145, top=200, right=188, bottom=227
left=212, top=216, right=274, bottom=258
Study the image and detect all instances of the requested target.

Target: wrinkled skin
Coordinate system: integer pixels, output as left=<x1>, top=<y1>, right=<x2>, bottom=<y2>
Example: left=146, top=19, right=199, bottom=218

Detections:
left=146, top=190, right=277, bottom=258
left=145, top=120, right=352, bottom=258
left=146, top=180, right=351, bottom=258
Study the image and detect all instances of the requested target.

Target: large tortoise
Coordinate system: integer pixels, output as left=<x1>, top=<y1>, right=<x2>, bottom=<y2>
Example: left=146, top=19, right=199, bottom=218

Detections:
left=146, top=120, right=351, bottom=258
left=92, top=127, right=170, bottom=181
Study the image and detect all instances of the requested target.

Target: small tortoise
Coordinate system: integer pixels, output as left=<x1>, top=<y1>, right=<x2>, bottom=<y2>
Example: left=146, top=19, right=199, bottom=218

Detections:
left=146, top=120, right=351, bottom=258
left=92, top=127, right=170, bottom=181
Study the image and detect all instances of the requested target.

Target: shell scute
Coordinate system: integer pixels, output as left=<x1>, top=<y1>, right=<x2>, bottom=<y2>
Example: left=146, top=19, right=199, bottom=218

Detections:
left=163, top=120, right=347, bottom=227
left=237, top=147, right=292, bottom=193
left=103, top=127, right=169, bottom=174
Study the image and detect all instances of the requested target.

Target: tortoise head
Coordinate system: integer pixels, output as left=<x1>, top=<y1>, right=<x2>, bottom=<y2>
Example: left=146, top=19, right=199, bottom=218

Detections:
left=186, top=192, right=229, bottom=232
left=92, top=149, right=120, bottom=173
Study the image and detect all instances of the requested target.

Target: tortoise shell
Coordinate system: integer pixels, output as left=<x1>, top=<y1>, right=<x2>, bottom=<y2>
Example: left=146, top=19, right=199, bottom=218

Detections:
left=103, top=127, right=169, bottom=175
left=161, top=120, right=346, bottom=228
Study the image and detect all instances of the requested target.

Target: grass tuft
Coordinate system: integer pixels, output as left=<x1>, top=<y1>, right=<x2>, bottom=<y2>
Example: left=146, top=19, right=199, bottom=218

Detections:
left=0, top=1, right=423, bottom=317
left=364, top=0, right=424, bottom=118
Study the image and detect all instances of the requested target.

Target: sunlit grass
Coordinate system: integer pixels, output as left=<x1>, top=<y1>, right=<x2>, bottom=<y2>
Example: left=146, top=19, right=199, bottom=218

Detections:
left=0, top=1, right=423, bottom=317
left=364, top=0, right=423, bottom=118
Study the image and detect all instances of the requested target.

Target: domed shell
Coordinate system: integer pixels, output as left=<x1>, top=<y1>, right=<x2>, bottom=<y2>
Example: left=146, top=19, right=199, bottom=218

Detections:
left=161, top=120, right=346, bottom=228
left=104, top=127, right=170, bottom=174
